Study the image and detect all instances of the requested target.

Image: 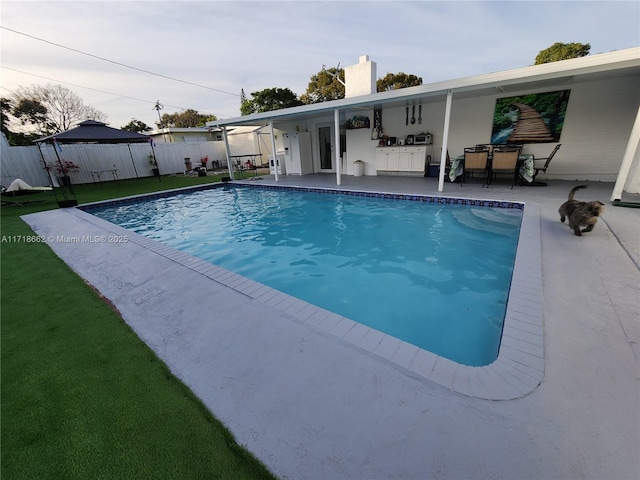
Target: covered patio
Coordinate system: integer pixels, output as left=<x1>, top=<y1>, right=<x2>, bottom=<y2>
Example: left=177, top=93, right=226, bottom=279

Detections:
left=211, top=47, right=640, bottom=203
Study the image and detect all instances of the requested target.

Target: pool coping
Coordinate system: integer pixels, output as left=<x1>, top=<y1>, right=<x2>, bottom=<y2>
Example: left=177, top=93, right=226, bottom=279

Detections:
left=78, top=182, right=544, bottom=400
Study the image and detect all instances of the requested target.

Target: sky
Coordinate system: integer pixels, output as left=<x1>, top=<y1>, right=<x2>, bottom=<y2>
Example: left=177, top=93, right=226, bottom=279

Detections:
left=1, top=1, right=638, bottom=130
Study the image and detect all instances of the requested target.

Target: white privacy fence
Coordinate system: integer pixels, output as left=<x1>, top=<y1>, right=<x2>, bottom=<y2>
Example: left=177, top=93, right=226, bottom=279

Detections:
left=1, top=139, right=231, bottom=187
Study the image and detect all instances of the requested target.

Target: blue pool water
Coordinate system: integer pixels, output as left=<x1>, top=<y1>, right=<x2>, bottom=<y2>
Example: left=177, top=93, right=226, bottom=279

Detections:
left=89, top=185, right=522, bottom=366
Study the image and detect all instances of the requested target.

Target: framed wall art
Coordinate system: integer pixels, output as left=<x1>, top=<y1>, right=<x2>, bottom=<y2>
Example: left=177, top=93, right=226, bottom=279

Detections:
left=491, top=90, right=571, bottom=144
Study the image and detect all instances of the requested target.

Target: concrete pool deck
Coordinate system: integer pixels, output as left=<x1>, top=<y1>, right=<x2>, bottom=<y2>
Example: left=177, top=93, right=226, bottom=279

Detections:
left=23, top=175, right=639, bottom=479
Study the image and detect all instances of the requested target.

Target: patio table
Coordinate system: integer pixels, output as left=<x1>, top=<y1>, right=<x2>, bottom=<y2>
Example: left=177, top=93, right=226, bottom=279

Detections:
left=89, top=168, right=119, bottom=186
left=230, top=154, right=262, bottom=180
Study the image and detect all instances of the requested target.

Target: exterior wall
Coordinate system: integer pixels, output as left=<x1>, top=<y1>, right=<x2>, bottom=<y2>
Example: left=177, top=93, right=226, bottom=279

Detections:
left=445, top=75, right=639, bottom=182
left=346, top=125, right=376, bottom=175
left=552, top=76, right=638, bottom=181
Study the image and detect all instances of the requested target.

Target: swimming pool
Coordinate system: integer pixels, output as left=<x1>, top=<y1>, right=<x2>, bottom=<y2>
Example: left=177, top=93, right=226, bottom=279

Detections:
left=89, top=186, right=521, bottom=366
left=88, top=184, right=522, bottom=367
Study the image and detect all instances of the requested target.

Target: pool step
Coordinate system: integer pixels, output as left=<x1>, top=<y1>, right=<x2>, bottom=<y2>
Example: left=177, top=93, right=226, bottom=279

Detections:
left=452, top=208, right=521, bottom=236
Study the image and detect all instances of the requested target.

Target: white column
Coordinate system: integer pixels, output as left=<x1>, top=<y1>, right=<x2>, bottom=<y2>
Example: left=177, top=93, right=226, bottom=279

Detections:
left=269, top=120, right=279, bottom=182
left=222, top=126, right=233, bottom=179
left=438, top=90, right=453, bottom=192
left=334, top=108, right=341, bottom=185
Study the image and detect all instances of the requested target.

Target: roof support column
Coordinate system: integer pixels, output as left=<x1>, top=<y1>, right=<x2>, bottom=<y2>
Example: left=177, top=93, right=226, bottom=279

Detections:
left=438, top=90, right=453, bottom=193
left=269, top=120, right=279, bottom=182
left=222, top=126, right=233, bottom=179
left=611, top=103, right=640, bottom=201
left=334, top=108, right=341, bottom=185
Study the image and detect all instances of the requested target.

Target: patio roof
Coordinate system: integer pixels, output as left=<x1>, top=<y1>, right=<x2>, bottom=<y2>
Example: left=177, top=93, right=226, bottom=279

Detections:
left=210, top=47, right=640, bottom=128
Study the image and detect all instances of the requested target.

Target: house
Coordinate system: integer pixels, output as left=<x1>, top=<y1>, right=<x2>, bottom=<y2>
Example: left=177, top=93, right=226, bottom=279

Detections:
left=145, top=126, right=222, bottom=143
left=209, top=48, right=640, bottom=200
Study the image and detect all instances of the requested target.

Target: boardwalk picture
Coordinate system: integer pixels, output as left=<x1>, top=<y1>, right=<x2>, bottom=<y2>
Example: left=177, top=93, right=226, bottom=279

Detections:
left=491, top=90, right=571, bottom=144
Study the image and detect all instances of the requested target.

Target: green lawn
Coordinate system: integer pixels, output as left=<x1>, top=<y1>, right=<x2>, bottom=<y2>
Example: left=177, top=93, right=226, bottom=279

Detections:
left=1, top=174, right=277, bottom=479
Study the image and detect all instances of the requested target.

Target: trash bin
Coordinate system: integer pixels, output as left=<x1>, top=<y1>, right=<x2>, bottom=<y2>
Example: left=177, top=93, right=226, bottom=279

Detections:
left=354, top=160, right=364, bottom=177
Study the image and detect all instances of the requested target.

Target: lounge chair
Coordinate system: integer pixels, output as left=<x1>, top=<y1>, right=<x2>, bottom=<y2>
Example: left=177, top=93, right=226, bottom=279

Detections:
left=1, top=179, right=53, bottom=206
left=524, top=144, right=562, bottom=186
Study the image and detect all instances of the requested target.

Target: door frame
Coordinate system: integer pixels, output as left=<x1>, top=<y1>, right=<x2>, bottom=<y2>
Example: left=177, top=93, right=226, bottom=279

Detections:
left=316, top=122, right=335, bottom=172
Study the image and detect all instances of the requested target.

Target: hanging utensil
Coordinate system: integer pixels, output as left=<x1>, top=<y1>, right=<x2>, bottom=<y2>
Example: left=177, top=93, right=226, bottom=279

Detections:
left=411, top=105, right=416, bottom=124
left=405, top=106, right=409, bottom=126
left=418, top=105, right=422, bottom=124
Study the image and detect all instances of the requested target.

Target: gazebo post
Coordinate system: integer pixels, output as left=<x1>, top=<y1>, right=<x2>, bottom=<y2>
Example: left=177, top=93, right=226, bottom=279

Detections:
left=150, top=141, right=161, bottom=182
left=48, top=139, right=78, bottom=208
left=127, top=144, right=140, bottom=180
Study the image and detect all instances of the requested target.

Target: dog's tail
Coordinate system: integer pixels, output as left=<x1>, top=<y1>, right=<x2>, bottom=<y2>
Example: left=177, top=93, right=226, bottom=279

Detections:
left=568, top=185, right=588, bottom=201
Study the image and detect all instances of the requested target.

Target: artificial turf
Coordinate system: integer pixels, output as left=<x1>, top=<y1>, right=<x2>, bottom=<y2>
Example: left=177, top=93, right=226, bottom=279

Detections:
left=1, top=174, right=277, bottom=479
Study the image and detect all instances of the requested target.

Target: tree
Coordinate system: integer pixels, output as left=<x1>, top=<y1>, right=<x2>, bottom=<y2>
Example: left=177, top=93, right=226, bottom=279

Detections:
left=300, top=67, right=345, bottom=104
left=12, top=98, right=49, bottom=133
left=1, top=98, right=13, bottom=134
left=377, top=72, right=423, bottom=92
left=241, top=88, right=303, bottom=115
left=157, top=109, right=216, bottom=128
left=535, top=42, right=591, bottom=65
left=1, top=97, right=41, bottom=145
left=10, top=84, right=107, bottom=134
left=122, top=119, right=151, bottom=133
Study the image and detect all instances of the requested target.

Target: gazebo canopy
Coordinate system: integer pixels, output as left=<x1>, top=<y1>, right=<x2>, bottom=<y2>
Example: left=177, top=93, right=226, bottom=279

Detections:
left=35, top=120, right=150, bottom=144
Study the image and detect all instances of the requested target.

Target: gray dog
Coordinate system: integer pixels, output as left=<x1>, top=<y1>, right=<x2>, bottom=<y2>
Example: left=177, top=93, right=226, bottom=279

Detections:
left=559, top=185, right=605, bottom=236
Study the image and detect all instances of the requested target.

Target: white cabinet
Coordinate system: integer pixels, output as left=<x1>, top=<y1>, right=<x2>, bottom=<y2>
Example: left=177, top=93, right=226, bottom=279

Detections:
left=404, top=146, right=427, bottom=172
left=283, top=132, right=313, bottom=175
left=376, top=146, right=426, bottom=175
left=376, top=147, right=399, bottom=170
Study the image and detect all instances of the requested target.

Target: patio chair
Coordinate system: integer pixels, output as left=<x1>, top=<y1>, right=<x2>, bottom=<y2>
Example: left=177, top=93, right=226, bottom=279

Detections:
left=461, top=147, right=490, bottom=187
left=525, top=144, right=562, bottom=186
left=476, top=144, right=495, bottom=156
left=489, top=146, right=521, bottom=188
left=1, top=179, right=53, bottom=206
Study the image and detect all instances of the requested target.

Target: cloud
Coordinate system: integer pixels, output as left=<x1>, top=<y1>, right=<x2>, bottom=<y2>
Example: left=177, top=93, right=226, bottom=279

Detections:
left=1, top=1, right=638, bottom=129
